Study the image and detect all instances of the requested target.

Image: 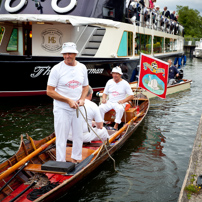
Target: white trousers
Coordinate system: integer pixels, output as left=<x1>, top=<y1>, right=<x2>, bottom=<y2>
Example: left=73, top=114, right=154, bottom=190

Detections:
left=54, top=107, right=84, bottom=162
left=68, top=127, right=109, bottom=143
left=99, top=101, right=126, bottom=124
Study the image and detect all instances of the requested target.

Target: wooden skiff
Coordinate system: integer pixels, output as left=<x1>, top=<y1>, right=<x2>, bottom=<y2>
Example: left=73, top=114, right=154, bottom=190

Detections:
left=0, top=95, right=149, bottom=202
left=130, top=79, right=192, bottom=99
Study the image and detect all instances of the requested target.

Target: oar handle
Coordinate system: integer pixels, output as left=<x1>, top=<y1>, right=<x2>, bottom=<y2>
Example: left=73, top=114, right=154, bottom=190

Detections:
left=0, top=137, right=56, bottom=182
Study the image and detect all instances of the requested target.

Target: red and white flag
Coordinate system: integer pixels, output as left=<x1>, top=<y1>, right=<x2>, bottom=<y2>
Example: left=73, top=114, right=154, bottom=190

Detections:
left=138, top=53, right=169, bottom=99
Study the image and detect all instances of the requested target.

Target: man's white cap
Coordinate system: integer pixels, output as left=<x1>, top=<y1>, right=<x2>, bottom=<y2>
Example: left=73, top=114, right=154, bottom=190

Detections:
left=111, top=66, right=123, bottom=75
left=156, top=5, right=160, bottom=8
left=61, top=42, right=78, bottom=54
left=130, top=2, right=137, bottom=8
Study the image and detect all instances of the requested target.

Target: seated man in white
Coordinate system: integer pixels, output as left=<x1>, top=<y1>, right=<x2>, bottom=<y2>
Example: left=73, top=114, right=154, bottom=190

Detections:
left=68, top=86, right=109, bottom=143
left=99, top=66, right=134, bottom=130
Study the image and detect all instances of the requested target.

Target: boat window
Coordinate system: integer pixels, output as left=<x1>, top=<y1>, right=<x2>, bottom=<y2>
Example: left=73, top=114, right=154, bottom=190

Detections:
left=117, top=31, right=133, bottom=57
left=0, top=26, right=5, bottom=45
left=153, top=36, right=164, bottom=54
left=173, top=39, right=177, bottom=52
left=165, top=38, right=173, bottom=52
left=135, top=33, right=151, bottom=55
left=7, top=28, right=18, bottom=52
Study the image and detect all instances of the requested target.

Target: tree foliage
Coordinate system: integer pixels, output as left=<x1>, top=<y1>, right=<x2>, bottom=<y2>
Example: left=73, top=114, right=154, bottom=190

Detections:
left=177, top=5, right=202, bottom=38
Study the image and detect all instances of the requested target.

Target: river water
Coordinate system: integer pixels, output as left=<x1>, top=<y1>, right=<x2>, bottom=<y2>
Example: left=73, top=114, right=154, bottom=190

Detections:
left=0, top=56, right=202, bottom=202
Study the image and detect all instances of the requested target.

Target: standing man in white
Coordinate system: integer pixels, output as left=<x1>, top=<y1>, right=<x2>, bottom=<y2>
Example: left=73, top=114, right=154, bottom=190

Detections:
left=47, top=42, right=89, bottom=163
left=99, top=66, right=134, bottom=130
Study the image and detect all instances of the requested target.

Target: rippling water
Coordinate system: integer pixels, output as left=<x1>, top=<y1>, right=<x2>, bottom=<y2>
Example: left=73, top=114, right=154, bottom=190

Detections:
left=0, top=57, right=202, bottom=202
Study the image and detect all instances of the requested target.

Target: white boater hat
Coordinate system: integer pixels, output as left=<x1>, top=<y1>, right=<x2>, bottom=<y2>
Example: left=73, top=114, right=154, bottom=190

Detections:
left=61, top=42, right=79, bottom=54
left=111, top=66, right=123, bottom=75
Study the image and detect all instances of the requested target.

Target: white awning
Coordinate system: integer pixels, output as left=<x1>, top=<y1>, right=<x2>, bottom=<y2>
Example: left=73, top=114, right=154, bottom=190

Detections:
left=0, top=14, right=120, bottom=28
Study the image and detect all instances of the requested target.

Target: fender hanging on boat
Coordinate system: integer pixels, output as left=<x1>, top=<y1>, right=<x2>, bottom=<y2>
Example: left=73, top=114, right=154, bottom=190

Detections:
left=174, top=57, right=178, bottom=66
left=183, top=55, right=187, bottom=66
left=178, top=57, right=182, bottom=67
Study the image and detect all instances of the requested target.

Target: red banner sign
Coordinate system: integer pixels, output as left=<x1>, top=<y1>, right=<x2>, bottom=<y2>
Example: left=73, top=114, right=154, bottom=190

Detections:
left=138, top=53, right=169, bottom=99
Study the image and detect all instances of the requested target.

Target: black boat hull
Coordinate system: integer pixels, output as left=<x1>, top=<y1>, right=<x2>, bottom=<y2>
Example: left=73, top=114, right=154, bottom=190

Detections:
left=0, top=53, right=181, bottom=97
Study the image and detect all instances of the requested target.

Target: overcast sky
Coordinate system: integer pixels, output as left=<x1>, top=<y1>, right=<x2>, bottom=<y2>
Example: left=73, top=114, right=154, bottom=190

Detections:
left=156, top=0, right=202, bottom=15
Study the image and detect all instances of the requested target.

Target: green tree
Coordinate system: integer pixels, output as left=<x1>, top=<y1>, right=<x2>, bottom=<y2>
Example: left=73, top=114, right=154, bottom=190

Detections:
left=177, top=5, right=202, bottom=38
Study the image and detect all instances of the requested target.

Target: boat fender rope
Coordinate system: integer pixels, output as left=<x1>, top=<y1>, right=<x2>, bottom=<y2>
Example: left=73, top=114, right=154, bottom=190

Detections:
left=77, top=107, right=117, bottom=172
left=51, top=0, right=77, bottom=13
left=5, top=0, right=27, bottom=13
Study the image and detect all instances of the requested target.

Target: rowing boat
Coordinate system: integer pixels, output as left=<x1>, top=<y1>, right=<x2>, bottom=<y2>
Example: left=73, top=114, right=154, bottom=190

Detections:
left=0, top=94, right=149, bottom=202
left=130, top=79, right=192, bottom=99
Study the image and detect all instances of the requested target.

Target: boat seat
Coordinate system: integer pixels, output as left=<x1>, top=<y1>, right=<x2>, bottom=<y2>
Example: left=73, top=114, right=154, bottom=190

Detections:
left=24, top=148, right=95, bottom=173
left=50, top=147, right=95, bottom=162
left=24, top=164, right=66, bottom=174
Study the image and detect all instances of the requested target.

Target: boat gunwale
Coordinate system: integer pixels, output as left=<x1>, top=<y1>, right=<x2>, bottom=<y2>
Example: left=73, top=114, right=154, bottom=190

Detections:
left=33, top=99, right=149, bottom=202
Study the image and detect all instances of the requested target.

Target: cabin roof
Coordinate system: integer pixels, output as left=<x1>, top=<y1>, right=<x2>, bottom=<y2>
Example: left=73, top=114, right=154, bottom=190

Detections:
left=0, top=14, right=120, bottom=28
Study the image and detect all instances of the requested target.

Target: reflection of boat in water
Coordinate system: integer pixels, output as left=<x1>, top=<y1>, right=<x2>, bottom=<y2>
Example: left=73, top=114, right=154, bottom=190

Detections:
left=148, top=75, right=159, bottom=90
left=193, top=39, right=202, bottom=58
left=0, top=95, right=149, bottom=201
left=130, top=79, right=192, bottom=99
left=0, top=0, right=184, bottom=97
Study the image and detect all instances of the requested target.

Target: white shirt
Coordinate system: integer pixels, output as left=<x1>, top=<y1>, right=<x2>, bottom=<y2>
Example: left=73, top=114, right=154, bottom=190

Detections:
left=47, top=61, right=88, bottom=110
left=83, top=99, right=103, bottom=133
left=126, top=0, right=131, bottom=8
left=103, top=79, right=133, bottom=103
left=144, top=0, right=150, bottom=8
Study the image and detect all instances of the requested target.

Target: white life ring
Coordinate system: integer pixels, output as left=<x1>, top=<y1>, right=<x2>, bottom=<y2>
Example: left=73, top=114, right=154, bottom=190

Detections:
left=51, top=0, right=77, bottom=13
left=5, top=0, right=27, bottom=13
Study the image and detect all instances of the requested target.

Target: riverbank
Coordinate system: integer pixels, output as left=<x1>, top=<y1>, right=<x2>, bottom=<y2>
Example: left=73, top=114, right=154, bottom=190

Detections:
left=178, top=114, right=202, bottom=202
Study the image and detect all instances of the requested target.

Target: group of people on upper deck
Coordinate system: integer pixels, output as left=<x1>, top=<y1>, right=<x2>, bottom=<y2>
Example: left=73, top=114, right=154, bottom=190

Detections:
left=126, top=0, right=179, bottom=23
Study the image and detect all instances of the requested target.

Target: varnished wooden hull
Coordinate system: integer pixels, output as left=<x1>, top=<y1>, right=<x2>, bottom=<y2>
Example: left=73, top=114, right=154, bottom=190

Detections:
left=0, top=98, right=149, bottom=202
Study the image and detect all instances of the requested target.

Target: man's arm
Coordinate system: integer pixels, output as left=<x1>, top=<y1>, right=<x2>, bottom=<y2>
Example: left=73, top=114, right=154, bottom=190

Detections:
left=102, top=93, right=108, bottom=104
left=118, top=95, right=134, bottom=104
left=174, top=67, right=179, bottom=77
left=47, top=85, right=78, bottom=108
left=95, top=122, right=103, bottom=129
left=78, top=85, right=89, bottom=106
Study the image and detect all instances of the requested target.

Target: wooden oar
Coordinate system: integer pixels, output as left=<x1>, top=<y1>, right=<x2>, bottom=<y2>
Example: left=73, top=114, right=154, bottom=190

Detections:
left=0, top=161, right=29, bottom=193
left=108, top=111, right=143, bottom=143
left=0, top=137, right=56, bottom=182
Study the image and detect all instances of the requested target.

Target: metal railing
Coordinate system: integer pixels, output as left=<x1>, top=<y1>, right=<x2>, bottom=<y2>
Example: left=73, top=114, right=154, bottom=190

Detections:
left=127, top=3, right=184, bottom=36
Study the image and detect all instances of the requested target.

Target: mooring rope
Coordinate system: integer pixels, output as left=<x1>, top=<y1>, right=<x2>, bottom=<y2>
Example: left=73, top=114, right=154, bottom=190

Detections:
left=76, top=104, right=136, bottom=200
left=76, top=106, right=117, bottom=172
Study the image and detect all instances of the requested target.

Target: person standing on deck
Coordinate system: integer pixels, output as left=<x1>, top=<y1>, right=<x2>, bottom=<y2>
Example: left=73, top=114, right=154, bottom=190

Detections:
left=99, top=66, right=134, bottom=130
left=170, top=11, right=177, bottom=21
left=47, top=42, right=89, bottom=163
left=162, top=6, right=171, bottom=18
